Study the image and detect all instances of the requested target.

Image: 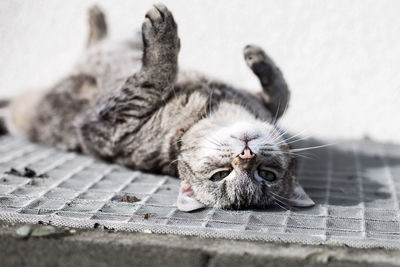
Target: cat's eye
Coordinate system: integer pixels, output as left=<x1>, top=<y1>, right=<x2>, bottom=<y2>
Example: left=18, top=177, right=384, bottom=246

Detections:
left=210, top=170, right=231, bottom=182
left=257, top=168, right=277, bottom=182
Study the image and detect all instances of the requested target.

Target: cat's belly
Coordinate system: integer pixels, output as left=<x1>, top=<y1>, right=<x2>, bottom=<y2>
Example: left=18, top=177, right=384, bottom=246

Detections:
left=75, top=40, right=143, bottom=94
left=114, top=91, right=209, bottom=176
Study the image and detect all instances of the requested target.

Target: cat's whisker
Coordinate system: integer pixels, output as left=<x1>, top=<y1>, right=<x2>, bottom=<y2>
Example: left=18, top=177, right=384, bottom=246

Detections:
left=270, top=196, right=290, bottom=211
left=271, top=102, right=281, bottom=125
left=172, top=137, right=184, bottom=146
left=199, top=145, right=224, bottom=151
left=259, top=146, right=314, bottom=157
left=277, top=129, right=309, bottom=145
left=207, top=86, right=214, bottom=120
left=205, top=136, right=222, bottom=146
left=291, top=152, right=317, bottom=160
left=268, top=126, right=292, bottom=145
left=282, top=99, right=290, bottom=118
left=295, top=151, right=317, bottom=159
left=290, top=142, right=339, bottom=153
left=180, top=145, right=223, bottom=153
left=271, top=194, right=301, bottom=212
left=257, top=132, right=283, bottom=146
left=269, top=190, right=296, bottom=202
left=263, top=130, right=280, bottom=144
left=282, top=134, right=314, bottom=146
left=269, top=131, right=287, bottom=144
left=272, top=135, right=314, bottom=151
left=261, top=150, right=314, bottom=160
left=167, top=158, right=183, bottom=170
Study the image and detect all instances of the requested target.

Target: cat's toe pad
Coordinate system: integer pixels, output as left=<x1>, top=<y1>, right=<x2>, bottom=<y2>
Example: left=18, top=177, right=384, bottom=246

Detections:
left=243, top=45, right=268, bottom=68
left=142, top=4, right=178, bottom=48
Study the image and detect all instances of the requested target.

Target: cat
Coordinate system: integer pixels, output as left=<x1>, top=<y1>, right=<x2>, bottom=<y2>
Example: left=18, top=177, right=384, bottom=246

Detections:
left=2, top=4, right=314, bottom=211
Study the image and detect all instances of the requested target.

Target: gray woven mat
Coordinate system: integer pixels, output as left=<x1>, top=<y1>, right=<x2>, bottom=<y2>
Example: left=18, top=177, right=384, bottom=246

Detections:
left=0, top=135, right=400, bottom=249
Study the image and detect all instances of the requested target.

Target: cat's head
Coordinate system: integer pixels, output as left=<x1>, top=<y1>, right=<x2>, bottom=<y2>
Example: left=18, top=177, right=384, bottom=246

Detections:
left=176, top=103, right=314, bottom=211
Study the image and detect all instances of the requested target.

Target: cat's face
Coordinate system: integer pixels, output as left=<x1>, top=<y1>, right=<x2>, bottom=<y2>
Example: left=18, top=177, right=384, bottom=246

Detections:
left=177, top=104, right=314, bottom=211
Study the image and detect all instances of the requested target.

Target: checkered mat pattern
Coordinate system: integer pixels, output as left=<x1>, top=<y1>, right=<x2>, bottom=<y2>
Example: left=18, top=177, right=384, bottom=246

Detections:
left=0, top=135, right=400, bottom=249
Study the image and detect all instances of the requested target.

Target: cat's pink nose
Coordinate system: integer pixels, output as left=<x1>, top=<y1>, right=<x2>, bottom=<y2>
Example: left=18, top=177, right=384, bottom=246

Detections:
left=239, top=148, right=255, bottom=159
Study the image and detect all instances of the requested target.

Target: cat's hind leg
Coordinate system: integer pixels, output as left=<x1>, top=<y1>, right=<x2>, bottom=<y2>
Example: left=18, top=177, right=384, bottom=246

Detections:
left=243, top=45, right=290, bottom=119
left=87, top=5, right=108, bottom=47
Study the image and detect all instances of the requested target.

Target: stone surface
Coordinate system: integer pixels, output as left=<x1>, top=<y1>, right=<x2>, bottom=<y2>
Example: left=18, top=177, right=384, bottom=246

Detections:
left=1, top=222, right=400, bottom=267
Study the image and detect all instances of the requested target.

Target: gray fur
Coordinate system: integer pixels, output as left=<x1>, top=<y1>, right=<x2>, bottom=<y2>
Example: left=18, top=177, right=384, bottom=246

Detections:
left=10, top=4, right=313, bottom=210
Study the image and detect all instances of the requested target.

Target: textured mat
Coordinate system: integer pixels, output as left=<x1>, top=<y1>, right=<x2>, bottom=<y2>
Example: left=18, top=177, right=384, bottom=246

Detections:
left=0, top=135, right=400, bottom=249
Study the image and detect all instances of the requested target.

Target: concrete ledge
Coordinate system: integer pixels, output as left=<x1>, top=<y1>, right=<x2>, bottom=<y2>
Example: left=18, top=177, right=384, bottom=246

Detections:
left=1, top=223, right=400, bottom=267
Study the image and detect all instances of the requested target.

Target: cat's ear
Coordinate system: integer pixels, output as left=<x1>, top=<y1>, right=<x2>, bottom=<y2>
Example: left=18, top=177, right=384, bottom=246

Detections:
left=283, top=181, right=315, bottom=207
left=177, top=180, right=205, bottom=212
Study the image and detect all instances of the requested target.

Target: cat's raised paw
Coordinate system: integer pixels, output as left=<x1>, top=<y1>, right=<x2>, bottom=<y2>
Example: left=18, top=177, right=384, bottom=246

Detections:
left=142, top=4, right=179, bottom=49
left=243, top=45, right=268, bottom=68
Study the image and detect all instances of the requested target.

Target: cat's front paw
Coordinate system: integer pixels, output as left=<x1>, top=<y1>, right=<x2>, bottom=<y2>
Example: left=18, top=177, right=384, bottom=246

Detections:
left=142, top=4, right=180, bottom=53
left=243, top=45, right=268, bottom=69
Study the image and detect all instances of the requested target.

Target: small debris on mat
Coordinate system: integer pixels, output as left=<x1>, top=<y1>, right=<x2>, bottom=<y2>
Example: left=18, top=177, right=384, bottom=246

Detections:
left=142, top=213, right=150, bottom=219
left=164, top=186, right=171, bottom=191
left=27, top=179, right=35, bottom=186
left=38, top=173, right=49, bottom=178
left=142, top=229, right=152, bottom=234
left=5, top=167, right=48, bottom=179
left=5, top=168, right=23, bottom=176
left=306, top=251, right=331, bottom=264
left=346, top=175, right=355, bottom=180
left=37, top=201, right=42, bottom=215
left=120, top=193, right=140, bottom=203
left=1, top=178, right=7, bottom=182
left=178, top=127, right=185, bottom=132
left=23, top=167, right=36, bottom=178
left=92, top=223, right=115, bottom=232
left=102, top=225, right=115, bottom=232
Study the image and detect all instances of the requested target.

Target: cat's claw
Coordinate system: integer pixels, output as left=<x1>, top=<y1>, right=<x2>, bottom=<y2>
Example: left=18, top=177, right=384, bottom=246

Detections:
left=243, top=45, right=269, bottom=69
left=142, top=4, right=179, bottom=50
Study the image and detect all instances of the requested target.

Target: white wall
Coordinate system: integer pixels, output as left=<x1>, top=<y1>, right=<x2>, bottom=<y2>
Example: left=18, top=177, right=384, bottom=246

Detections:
left=1, top=0, right=399, bottom=143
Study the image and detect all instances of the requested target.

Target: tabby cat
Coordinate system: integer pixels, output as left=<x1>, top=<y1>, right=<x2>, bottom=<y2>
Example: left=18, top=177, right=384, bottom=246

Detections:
left=4, top=4, right=314, bottom=211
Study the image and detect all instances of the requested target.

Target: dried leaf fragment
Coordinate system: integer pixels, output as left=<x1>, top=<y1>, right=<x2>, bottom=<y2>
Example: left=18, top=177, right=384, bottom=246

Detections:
left=306, top=251, right=331, bottom=264
left=23, top=167, right=36, bottom=178
left=121, top=193, right=140, bottom=203
left=31, top=225, right=57, bottom=237
left=14, top=225, right=33, bottom=239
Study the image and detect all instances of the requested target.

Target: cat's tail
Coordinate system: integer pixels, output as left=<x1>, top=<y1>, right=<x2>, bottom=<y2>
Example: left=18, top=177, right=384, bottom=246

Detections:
left=87, top=5, right=108, bottom=48
left=0, top=90, right=44, bottom=138
left=0, top=99, right=10, bottom=135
